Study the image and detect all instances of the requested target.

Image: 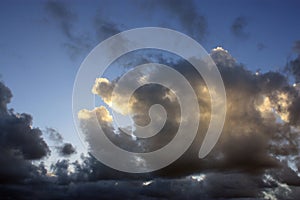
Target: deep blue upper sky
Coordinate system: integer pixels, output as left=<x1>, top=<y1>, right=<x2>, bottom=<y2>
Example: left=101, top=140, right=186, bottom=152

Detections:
left=1, top=0, right=300, bottom=154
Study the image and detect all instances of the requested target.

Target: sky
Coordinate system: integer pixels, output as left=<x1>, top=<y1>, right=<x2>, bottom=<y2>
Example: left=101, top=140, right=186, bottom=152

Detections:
left=1, top=0, right=300, bottom=199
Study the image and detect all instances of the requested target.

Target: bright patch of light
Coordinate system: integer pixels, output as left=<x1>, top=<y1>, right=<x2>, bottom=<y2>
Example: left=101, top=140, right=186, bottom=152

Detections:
left=262, top=174, right=292, bottom=200
left=262, top=191, right=277, bottom=200
left=287, top=159, right=300, bottom=177
left=78, top=106, right=113, bottom=122
left=293, top=83, right=297, bottom=87
left=138, top=75, right=149, bottom=84
left=131, top=134, right=137, bottom=140
left=212, top=46, right=228, bottom=52
left=46, top=172, right=56, bottom=177
left=255, top=92, right=291, bottom=123
left=134, top=156, right=147, bottom=168
left=142, top=180, right=153, bottom=186
left=191, top=174, right=206, bottom=182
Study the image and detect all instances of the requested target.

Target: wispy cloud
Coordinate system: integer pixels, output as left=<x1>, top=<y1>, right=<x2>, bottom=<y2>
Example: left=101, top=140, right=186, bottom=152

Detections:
left=44, top=1, right=124, bottom=59
left=45, top=1, right=93, bottom=59
left=231, top=16, right=250, bottom=39
left=135, top=0, right=207, bottom=41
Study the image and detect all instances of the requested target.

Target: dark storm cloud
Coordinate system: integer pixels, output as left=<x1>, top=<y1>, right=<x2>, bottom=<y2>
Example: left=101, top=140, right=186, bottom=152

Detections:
left=0, top=81, right=50, bottom=183
left=231, top=16, right=249, bottom=38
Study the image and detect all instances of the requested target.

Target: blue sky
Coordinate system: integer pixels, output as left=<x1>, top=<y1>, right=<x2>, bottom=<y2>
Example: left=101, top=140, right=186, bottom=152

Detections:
left=1, top=0, right=300, bottom=158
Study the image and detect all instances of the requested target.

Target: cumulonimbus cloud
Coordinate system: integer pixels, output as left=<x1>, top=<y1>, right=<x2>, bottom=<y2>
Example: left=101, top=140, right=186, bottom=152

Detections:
left=79, top=46, right=300, bottom=179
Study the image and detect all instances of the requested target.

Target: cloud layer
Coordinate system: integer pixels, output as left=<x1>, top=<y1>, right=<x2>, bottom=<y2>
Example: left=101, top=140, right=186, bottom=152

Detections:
left=1, top=43, right=300, bottom=199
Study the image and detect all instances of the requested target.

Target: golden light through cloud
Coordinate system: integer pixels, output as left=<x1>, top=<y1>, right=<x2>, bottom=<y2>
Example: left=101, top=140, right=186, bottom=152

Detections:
left=255, top=92, right=291, bottom=123
left=78, top=106, right=113, bottom=123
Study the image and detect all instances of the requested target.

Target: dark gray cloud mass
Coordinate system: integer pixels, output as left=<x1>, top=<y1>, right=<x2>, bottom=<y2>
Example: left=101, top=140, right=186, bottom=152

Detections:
left=0, top=81, right=50, bottom=184
left=59, top=143, right=76, bottom=156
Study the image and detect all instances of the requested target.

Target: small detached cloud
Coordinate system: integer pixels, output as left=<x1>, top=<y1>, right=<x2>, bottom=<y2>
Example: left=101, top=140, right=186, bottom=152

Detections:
left=59, top=143, right=76, bottom=156
left=44, top=126, right=77, bottom=157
